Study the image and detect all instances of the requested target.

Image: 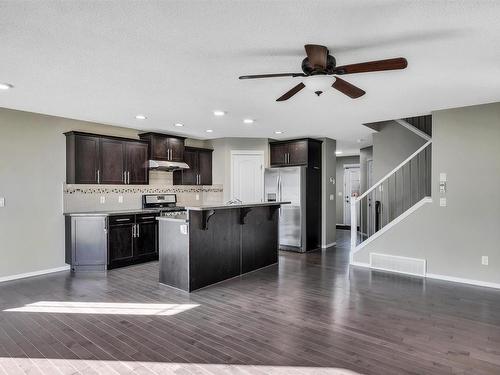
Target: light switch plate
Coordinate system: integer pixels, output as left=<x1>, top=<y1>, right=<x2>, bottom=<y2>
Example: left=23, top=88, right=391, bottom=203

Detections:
left=100, top=196, right=106, bottom=204
left=482, top=256, right=489, bottom=266
left=180, top=224, right=188, bottom=235
left=118, top=195, right=123, bottom=203
left=440, top=172, right=447, bottom=182
left=329, top=194, right=334, bottom=201
left=195, top=194, right=200, bottom=201
left=0, top=197, right=4, bottom=207
left=439, top=197, right=447, bottom=207
left=338, top=192, right=342, bottom=196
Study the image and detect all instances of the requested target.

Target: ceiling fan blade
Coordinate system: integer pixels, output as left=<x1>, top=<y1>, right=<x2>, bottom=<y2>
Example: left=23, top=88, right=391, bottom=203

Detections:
left=239, top=73, right=305, bottom=79
left=332, top=77, right=365, bottom=99
left=304, top=44, right=328, bottom=69
left=276, top=82, right=305, bottom=101
left=334, top=57, right=407, bottom=75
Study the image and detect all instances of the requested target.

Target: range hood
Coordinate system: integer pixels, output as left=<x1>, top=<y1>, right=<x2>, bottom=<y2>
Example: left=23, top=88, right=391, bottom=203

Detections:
left=148, top=160, right=190, bottom=171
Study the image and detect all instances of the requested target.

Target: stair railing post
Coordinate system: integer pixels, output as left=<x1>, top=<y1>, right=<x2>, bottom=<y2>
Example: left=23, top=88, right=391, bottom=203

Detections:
left=351, top=198, right=357, bottom=252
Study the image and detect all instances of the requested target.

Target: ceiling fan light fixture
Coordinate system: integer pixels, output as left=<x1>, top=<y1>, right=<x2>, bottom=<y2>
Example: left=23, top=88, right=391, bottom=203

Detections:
left=303, top=75, right=334, bottom=93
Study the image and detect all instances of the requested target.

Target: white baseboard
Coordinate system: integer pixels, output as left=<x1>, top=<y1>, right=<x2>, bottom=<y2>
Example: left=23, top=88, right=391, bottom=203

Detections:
left=349, top=262, right=500, bottom=290
left=349, top=261, right=370, bottom=268
left=426, top=273, right=500, bottom=290
left=0, top=265, right=70, bottom=283
left=321, top=242, right=337, bottom=249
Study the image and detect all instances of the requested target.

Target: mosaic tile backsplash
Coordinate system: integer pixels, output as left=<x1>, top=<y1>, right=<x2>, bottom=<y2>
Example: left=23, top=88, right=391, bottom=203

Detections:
left=63, top=170, right=223, bottom=213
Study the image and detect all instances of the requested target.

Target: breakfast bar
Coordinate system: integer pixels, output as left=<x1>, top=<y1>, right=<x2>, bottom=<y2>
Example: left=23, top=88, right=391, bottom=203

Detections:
left=157, top=201, right=289, bottom=292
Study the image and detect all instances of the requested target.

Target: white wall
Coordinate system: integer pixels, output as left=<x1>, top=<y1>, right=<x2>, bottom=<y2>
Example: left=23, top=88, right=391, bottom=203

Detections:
left=354, top=102, right=500, bottom=286
left=207, top=138, right=269, bottom=202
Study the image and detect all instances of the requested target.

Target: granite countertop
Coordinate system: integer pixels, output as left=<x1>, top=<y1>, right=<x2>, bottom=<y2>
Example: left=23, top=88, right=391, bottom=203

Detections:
left=184, top=201, right=291, bottom=211
left=64, top=209, right=160, bottom=217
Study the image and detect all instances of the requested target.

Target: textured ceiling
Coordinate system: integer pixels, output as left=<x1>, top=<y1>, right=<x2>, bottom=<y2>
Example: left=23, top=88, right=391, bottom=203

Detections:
left=1, top=1, right=500, bottom=155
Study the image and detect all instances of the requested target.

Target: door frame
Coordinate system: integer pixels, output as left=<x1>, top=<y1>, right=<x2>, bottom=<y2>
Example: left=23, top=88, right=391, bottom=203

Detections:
left=343, top=164, right=360, bottom=225
left=230, top=150, right=265, bottom=202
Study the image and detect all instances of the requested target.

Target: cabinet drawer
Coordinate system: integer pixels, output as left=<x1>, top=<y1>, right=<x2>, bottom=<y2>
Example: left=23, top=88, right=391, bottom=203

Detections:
left=108, top=215, right=135, bottom=225
left=136, top=213, right=159, bottom=222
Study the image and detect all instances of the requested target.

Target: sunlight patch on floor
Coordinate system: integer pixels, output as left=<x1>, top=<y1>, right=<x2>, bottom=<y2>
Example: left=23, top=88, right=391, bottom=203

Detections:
left=3, top=301, right=200, bottom=316
left=0, top=358, right=363, bottom=375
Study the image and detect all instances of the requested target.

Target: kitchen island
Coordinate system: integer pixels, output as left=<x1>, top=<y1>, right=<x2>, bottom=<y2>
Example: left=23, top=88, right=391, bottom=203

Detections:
left=158, top=201, right=289, bottom=292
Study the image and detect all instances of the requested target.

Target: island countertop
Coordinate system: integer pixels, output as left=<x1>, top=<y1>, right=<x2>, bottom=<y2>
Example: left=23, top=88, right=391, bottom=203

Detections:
left=184, top=201, right=291, bottom=211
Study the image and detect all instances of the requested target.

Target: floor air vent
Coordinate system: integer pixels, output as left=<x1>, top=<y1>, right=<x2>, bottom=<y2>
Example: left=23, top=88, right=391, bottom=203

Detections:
left=370, top=253, right=426, bottom=277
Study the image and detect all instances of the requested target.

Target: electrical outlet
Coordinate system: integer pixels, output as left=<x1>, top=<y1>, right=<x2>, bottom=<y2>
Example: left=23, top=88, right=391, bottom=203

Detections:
left=329, top=194, right=334, bottom=201
left=0, top=197, right=4, bottom=207
left=118, top=195, right=123, bottom=203
left=482, top=256, right=489, bottom=266
left=100, top=196, right=106, bottom=204
left=439, top=197, right=447, bottom=207
left=195, top=193, right=200, bottom=201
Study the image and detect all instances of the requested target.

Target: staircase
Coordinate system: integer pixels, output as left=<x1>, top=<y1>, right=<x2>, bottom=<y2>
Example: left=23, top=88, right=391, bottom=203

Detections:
left=350, top=117, right=432, bottom=259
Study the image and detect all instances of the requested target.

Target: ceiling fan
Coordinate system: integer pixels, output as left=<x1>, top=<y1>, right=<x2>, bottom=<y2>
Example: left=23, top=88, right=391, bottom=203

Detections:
left=239, top=44, right=407, bottom=101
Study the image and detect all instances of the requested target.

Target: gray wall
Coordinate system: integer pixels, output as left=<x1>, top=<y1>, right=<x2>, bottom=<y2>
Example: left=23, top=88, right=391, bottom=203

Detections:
left=0, top=108, right=140, bottom=278
left=321, top=138, right=336, bottom=246
left=354, top=102, right=500, bottom=285
left=372, top=121, right=426, bottom=181
left=206, top=138, right=269, bottom=202
left=335, top=156, right=360, bottom=224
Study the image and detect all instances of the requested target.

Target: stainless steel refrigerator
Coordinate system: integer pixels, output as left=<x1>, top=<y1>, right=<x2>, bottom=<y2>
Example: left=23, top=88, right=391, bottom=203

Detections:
left=264, top=166, right=308, bottom=252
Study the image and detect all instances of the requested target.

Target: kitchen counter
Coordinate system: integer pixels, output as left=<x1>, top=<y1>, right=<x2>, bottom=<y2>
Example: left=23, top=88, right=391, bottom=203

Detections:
left=184, top=201, right=290, bottom=211
left=158, top=201, right=288, bottom=292
left=64, top=209, right=160, bottom=217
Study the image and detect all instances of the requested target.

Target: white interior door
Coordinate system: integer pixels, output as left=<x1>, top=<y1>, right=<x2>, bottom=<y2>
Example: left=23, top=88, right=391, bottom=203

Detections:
left=343, top=167, right=360, bottom=224
left=231, top=151, right=264, bottom=202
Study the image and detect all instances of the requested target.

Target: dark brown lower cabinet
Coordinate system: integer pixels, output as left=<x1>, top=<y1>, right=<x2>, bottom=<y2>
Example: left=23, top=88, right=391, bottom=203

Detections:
left=107, top=214, right=158, bottom=269
left=108, top=224, right=134, bottom=265
left=134, top=220, right=157, bottom=258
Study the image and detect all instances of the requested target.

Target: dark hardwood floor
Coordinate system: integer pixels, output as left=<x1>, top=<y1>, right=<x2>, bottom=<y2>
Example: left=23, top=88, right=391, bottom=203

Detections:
left=1, top=230, right=500, bottom=374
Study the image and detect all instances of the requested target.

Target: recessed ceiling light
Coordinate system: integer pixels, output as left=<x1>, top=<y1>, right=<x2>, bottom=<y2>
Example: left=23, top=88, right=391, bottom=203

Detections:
left=213, top=110, right=226, bottom=116
left=0, top=83, right=13, bottom=90
left=274, top=131, right=283, bottom=135
left=335, top=150, right=343, bottom=155
left=135, top=114, right=147, bottom=120
left=206, top=129, right=213, bottom=133
left=243, top=119, right=254, bottom=124
left=174, top=123, right=184, bottom=127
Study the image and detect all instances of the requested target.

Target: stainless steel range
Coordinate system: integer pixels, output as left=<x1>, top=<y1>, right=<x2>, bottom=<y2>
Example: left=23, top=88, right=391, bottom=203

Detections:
left=142, top=194, right=186, bottom=217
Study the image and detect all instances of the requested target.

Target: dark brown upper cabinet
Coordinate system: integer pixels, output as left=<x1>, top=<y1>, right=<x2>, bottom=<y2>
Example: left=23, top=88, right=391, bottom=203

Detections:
left=269, top=139, right=322, bottom=169
left=139, top=133, right=185, bottom=162
left=125, top=141, right=149, bottom=184
left=66, top=133, right=101, bottom=184
left=65, top=132, right=149, bottom=185
left=173, top=147, right=213, bottom=185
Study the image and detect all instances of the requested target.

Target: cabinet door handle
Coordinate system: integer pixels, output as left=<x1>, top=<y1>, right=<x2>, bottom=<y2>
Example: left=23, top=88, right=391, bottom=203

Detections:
left=115, top=218, right=130, bottom=222
left=168, top=148, right=171, bottom=160
left=127, top=171, right=130, bottom=184
left=287, top=153, right=290, bottom=164
left=123, top=171, right=126, bottom=184
left=137, top=224, right=140, bottom=237
left=97, top=169, right=100, bottom=184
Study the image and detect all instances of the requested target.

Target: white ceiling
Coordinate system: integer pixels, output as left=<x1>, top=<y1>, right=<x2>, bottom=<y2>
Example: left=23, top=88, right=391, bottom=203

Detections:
left=1, top=1, right=500, bottom=155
